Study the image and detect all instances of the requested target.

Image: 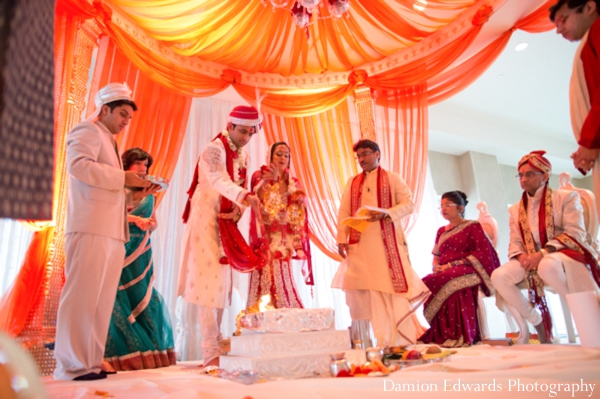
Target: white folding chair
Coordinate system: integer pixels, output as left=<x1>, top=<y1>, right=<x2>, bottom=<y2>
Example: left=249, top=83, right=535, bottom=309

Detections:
left=476, top=201, right=499, bottom=340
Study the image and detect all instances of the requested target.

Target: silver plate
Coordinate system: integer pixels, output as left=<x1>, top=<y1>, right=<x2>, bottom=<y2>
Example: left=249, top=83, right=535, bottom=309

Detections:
left=145, top=175, right=169, bottom=192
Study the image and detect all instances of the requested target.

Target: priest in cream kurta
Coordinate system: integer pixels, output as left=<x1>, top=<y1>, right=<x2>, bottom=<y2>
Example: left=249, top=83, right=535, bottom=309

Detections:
left=178, top=106, right=262, bottom=367
left=335, top=140, right=430, bottom=347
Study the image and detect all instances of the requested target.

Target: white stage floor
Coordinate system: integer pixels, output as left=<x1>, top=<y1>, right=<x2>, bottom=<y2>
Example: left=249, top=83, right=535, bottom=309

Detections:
left=43, top=345, right=600, bottom=399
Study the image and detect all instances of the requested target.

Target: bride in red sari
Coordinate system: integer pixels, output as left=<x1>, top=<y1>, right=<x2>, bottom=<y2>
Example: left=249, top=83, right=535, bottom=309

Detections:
left=419, top=191, right=500, bottom=347
left=247, top=142, right=313, bottom=308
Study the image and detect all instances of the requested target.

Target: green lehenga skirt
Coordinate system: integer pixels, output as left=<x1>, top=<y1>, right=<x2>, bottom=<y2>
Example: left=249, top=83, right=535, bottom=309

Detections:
left=104, top=195, right=176, bottom=370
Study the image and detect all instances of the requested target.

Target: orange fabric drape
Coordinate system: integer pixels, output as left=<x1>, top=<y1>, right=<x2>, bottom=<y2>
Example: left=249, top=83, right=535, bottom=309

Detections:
left=102, top=22, right=228, bottom=98
left=234, top=84, right=359, bottom=118
left=0, top=226, right=55, bottom=335
left=50, top=0, right=553, bottom=119
left=517, top=0, right=556, bottom=33
left=105, top=0, right=473, bottom=76
left=366, top=26, right=483, bottom=91
left=86, top=37, right=192, bottom=205
left=49, top=0, right=513, bottom=117
left=425, top=0, right=556, bottom=104
left=426, top=32, right=512, bottom=105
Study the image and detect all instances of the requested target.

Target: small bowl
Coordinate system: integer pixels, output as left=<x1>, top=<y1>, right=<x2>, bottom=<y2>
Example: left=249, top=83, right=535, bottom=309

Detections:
left=365, top=347, right=384, bottom=362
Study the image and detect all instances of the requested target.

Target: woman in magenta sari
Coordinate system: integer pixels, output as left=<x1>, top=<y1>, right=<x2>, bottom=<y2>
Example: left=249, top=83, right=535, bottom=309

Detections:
left=247, top=142, right=313, bottom=308
left=419, top=191, right=500, bottom=347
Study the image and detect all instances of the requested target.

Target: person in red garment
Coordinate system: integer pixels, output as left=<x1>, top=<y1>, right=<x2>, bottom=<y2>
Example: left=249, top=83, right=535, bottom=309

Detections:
left=246, top=142, right=313, bottom=309
left=418, top=191, right=500, bottom=347
left=178, top=106, right=264, bottom=368
left=550, top=1, right=600, bottom=213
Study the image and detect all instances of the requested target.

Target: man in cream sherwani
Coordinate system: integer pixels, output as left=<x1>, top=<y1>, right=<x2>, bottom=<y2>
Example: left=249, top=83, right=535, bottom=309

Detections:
left=491, top=151, right=600, bottom=344
left=54, top=83, right=155, bottom=381
left=335, top=139, right=430, bottom=347
left=178, top=106, right=262, bottom=368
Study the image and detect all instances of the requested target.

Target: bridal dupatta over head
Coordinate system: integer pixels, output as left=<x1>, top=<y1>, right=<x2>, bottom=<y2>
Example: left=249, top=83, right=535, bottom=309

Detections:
left=249, top=142, right=313, bottom=287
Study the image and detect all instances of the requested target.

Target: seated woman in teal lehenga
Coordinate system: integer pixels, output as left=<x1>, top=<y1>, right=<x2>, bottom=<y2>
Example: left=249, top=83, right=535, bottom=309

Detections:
left=104, top=148, right=176, bottom=371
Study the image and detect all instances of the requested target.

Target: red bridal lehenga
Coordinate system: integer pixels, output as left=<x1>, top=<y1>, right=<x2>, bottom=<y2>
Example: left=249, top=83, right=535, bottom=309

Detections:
left=247, top=168, right=313, bottom=309
left=418, top=220, right=500, bottom=347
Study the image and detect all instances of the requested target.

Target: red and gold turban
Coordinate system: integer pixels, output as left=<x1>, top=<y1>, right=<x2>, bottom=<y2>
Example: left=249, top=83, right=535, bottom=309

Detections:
left=228, top=105, right=263, bottom=133
left=518, top=150, right=552, bottom=174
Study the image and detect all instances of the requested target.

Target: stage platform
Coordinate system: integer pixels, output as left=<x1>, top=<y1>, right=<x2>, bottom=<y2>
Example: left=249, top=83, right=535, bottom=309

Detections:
left=43, top=344, right=600, bottom=399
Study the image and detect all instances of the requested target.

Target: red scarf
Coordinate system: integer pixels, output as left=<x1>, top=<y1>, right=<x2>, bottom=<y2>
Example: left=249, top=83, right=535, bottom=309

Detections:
left=349, top=167, right=408, bottom=293
left=182, top=133, right=267, bottom=273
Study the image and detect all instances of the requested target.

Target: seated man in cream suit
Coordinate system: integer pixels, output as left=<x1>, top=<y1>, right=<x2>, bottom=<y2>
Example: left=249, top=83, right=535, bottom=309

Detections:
left=54, top=83, right=157, bottom=381
left=491, top=151, right=600, bottom=344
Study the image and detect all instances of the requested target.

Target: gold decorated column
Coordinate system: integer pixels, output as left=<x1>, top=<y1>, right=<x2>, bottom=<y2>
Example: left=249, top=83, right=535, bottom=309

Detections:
left=353, top=84, right=376, bottom=141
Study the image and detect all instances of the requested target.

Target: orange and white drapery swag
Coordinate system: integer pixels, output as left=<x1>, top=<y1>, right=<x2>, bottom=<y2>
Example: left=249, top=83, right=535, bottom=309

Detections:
left=335, top=167, right=430, bottom=345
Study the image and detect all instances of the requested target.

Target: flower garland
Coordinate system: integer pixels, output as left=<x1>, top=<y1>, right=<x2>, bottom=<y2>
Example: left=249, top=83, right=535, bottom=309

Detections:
left=260, top=173, right=307, bottom=260
left=222, top=130, right=246, bottom=186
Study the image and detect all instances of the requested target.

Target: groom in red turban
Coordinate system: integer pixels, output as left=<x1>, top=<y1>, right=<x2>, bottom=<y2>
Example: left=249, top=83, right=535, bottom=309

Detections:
left=177, top=105, right=265, bottom=367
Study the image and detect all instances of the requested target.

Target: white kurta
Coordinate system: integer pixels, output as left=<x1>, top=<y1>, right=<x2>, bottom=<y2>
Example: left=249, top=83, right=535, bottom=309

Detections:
left=335, top=169, right=429, bottom=346
left=336, top=169, right=428, bottom=298
left=177, top=139, right=249, bottom=309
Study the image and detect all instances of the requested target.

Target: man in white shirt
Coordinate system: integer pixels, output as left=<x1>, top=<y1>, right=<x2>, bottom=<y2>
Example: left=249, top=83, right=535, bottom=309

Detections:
left=54, top=83, right=157, bottom=380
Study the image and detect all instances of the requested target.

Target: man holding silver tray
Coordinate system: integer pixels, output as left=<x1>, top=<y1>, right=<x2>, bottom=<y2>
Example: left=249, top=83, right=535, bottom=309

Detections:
left=54, top=83, right=159, bottom=381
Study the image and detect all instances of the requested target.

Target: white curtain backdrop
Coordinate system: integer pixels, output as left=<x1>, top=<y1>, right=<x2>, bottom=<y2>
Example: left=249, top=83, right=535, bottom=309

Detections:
left=0, top=219, right=34, bottom=296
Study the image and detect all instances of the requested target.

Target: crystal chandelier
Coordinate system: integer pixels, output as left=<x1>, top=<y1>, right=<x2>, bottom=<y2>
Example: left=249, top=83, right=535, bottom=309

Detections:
left=261, top=0, right=351, bottom=29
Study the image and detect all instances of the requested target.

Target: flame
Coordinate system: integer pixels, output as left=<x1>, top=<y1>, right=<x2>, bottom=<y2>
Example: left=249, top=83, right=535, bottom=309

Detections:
left=258, top=294, right=274, bottom=312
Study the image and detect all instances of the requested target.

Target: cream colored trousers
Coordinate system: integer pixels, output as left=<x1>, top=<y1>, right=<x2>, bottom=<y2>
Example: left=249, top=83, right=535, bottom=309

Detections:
left=345, top=289, right=423, bottom=347
left=54, top=233, right=124, bottom=380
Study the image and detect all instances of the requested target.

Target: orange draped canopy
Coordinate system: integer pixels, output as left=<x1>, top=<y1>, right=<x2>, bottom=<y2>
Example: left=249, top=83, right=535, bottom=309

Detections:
left=56, top=0, right=555, bottom=116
